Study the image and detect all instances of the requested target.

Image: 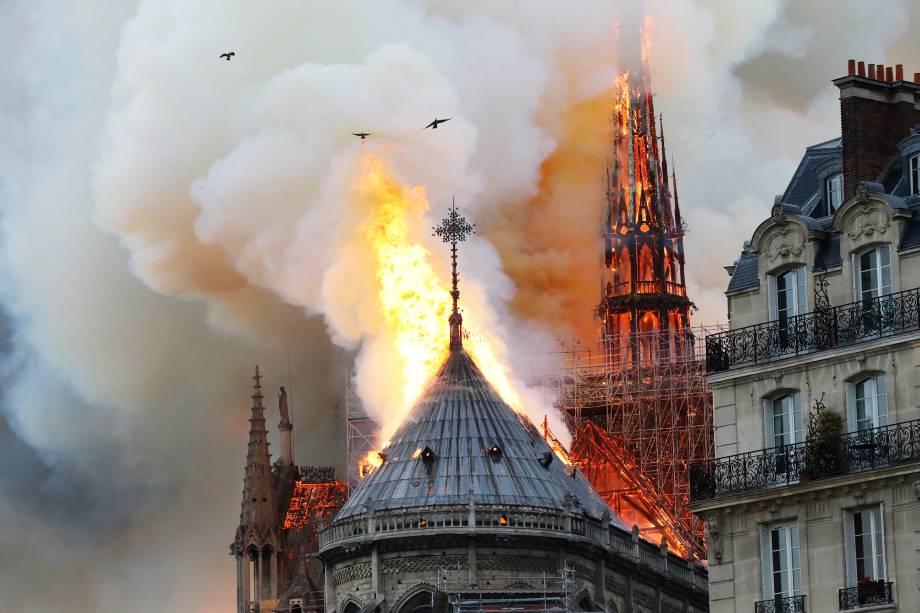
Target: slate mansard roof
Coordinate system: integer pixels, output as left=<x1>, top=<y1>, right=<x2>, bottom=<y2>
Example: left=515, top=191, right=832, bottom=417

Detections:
left=336, top=347, right=619, bottom=525
left=726, top=132, right=920, bottom=294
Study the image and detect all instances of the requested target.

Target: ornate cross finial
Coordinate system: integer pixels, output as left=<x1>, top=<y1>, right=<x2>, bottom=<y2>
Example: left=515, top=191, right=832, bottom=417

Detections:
left=433, top=199, right=475, bottom=351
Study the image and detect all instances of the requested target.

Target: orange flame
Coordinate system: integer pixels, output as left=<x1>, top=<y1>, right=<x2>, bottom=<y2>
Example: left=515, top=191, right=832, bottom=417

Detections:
left=357, top=155, right=527, bottom=446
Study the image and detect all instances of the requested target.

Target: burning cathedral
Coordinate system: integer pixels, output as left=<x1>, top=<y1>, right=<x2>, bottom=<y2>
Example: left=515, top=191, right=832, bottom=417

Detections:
left=231, top=59, right=711, bottom=613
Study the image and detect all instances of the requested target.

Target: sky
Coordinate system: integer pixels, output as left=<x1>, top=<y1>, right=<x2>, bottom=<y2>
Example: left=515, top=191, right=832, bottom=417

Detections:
left=1, top=1, right=919, bottom=611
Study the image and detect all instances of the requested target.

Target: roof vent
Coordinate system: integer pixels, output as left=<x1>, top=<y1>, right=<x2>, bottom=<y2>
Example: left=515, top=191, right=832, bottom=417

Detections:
left=487, top=444, right=503, bottom=462
left=565, top=465, right=578, bottom=479
left=420, top=447, right=436, bottom=464
left=538, top=452, right=553, bottom=469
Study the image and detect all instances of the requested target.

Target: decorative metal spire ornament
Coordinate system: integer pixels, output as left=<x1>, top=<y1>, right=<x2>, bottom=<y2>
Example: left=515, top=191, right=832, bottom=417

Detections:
left=433, top=198, right=475, bottom=351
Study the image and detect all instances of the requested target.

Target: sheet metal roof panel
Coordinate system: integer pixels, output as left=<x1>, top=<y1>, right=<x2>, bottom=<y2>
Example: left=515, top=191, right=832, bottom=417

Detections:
left=337, top=348, right=617, bottom=524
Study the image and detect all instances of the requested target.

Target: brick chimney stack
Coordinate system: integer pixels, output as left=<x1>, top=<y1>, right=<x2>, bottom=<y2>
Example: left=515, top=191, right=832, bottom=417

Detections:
left=835, top=59, right=920, bottom=199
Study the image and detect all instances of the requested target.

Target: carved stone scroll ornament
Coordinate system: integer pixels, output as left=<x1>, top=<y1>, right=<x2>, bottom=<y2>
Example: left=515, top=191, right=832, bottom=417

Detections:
left=846, top=201, right=890, bottom=240
left=763, top=224, right=805, bottom=263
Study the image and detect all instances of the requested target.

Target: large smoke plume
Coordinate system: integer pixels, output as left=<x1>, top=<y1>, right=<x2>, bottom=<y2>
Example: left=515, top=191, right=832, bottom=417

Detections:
left=2, top=1, right=919, bottom=611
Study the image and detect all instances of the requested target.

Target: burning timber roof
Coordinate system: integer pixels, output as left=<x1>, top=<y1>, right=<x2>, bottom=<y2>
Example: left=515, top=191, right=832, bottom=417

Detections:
left=336, top=347, right=619, bottom=524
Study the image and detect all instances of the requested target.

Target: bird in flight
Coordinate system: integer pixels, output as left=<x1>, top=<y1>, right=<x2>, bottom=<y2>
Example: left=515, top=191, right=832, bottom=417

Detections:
left=219, top=52, right=235, bottom=61
left=424, top=118, right=451, bottom=129
left=352, top=132, right=372, bottom=140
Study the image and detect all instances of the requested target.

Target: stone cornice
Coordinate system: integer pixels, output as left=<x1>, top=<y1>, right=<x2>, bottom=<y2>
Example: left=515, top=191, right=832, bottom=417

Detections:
left=689, top=461, right=920, bottom=515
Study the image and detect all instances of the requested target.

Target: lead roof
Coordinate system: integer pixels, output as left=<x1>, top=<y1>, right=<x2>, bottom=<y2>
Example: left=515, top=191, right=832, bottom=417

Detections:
left=336, top=347, right=619, bottom=525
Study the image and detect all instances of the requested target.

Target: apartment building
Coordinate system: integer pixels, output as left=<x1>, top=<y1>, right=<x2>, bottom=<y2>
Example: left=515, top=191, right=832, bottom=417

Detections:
left=690, top=60, right=920, bottom=613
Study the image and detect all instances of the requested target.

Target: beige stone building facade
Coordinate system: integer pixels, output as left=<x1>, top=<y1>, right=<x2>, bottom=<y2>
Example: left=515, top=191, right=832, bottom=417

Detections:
left=690, top=62, right=920, bottom=613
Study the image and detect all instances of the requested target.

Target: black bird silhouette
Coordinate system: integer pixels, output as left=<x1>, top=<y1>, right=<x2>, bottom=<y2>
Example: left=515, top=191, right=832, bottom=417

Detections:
left=219, top=52, right=235, bottom=61
left=424, top=117, right=451, bottom=129
left=352, top=132, right=372, bottom=140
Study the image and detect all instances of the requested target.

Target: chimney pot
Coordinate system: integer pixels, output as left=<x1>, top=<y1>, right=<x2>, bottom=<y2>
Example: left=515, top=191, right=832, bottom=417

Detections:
left=896, top=64, right=904, bottom=81
left=878, top=64, right=886, bottom=81
left=914, top=72, right=920, bottom=84
left=886, top=66, right=894, bottom=82
left=858, top=61, right=866, bottom=77
left=868, top=64, right=876, bottom=80
left=848, top=59, right=856, bottom=75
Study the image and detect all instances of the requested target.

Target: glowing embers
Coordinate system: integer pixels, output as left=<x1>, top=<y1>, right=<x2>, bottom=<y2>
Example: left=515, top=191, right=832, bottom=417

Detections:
left=282, top=481, right=348, bottom=532
left=498, top=514, right=509, bottom=526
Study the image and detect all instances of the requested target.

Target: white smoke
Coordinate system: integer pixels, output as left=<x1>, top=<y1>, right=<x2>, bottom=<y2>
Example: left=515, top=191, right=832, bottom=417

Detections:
left=2, top=1, right=920, bottom=611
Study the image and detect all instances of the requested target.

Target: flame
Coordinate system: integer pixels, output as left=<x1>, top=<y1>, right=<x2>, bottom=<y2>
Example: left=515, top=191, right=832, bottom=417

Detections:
left=356, top=154, right=527, bottom=445
left=359, top=450, right=384, bottom=477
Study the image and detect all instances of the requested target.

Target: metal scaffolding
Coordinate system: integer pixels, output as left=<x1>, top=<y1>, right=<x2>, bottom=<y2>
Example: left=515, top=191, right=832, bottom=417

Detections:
left=345, top=372, right=377, bottom=490
left=542, top=325, right=720, bottom=558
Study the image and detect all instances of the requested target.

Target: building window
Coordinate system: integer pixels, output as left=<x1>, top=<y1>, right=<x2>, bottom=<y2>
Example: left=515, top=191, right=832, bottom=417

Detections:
left=844, top=504, right=886, bottom=586
left=768, top=266, right=807, bottom=321
left=826, top=173, right=844, bottom=213
left=761, top=523, right=801, bottom=601
left=910, top=153, right=919, bottom=195
left=764, top=393, right=803, bottom=448
left=853, top=246, right=891, bottom=303
left=846, top=375, right=888, bottom=431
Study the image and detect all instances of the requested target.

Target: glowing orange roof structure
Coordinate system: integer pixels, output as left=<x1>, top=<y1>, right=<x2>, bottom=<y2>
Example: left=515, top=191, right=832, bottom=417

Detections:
left=570, top=421, right=702, bottom=559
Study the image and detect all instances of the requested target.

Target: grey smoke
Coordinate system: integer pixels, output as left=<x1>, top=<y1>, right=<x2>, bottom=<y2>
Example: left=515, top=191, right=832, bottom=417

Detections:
left=2, top=1, right=919, bottom=611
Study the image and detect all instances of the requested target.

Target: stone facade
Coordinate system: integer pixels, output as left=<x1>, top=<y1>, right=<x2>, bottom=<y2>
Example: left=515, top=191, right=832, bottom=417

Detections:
left=693, top=63, right=920, bottom=613
left=319, top=507, right=708, bottom=613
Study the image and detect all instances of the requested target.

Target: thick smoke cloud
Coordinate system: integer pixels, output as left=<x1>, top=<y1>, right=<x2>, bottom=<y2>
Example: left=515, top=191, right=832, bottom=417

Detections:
left=2, top=1, right=919, bottom=611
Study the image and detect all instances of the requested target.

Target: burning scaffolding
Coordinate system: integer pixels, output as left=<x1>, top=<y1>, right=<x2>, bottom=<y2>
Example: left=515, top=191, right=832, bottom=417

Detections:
left=544, top=326, right=718, bottom=559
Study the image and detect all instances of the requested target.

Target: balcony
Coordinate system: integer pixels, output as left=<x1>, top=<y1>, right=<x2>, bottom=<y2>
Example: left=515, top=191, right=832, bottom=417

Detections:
left=839, top=581, right=894, bottom=610
left=705, top=287, right=920, bottom=373
left=607, top=280, right=687, bottom=297
left=754, top=595, right=806, bottom=613
left=689, top=418, right=920, bottom=502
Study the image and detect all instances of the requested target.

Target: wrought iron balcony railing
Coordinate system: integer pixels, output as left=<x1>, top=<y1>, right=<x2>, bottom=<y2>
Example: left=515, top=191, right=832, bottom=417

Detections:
left=706, top=287, right=920, bottom=373
left=689, top=418, right=920, bottom=502
left=754, top=595, right=806, bottom=613
left=838, top=581, right=894, bottom=610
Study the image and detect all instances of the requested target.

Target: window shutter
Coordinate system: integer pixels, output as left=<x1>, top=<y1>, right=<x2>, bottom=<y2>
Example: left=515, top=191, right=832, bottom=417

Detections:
left=880, top=247, right=892, bottom=295
left=760, top=525, right=773, bottom=599
left=876, top=376, right=888, bottom=427
left=768, top=274, right=778, bottom=320
left=852, top=252, right=860, bottom=302
left=795, top=266, right=807, bottom=315
left=843, top=509, right=856, bottom=587
left=792, top=393, right=803, bottom=444
left=878, top=502, right=888, bottom=580
left=763, top=399, right=774, bottom=448
left=845, top=382, right=857, bottom=433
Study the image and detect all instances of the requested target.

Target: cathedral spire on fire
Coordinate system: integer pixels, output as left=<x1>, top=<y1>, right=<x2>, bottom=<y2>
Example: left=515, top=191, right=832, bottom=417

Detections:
left=600, top=56, right=692, bottom=363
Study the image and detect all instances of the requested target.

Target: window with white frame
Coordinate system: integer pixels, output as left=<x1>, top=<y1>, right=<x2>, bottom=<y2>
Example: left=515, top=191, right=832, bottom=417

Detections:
left=761, top=523, right=801, bottom=600
left=846, top=375, right=888, bottom=432
left=764, top=393, right=803, bottom=448
left=844, top=504, right=886, bottom=586
left=826, top=173, right=844, bottom=214
left=854, top=246, right=892, bottom=303
left=910, top=153, right=919, bottom=195
left=768, top=266, right=807, bottom=322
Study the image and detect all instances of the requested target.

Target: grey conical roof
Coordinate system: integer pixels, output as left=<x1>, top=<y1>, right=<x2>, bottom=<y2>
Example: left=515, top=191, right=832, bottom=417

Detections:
left=337, top=348, right=618, bottom=524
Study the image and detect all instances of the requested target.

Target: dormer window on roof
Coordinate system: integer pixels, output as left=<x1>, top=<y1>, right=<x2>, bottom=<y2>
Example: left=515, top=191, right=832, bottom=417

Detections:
left=910, top=153, right=919, bottom=195
left=826, top=173, right=843, bottom=214
left=487, top=444, right=503, bottom=462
